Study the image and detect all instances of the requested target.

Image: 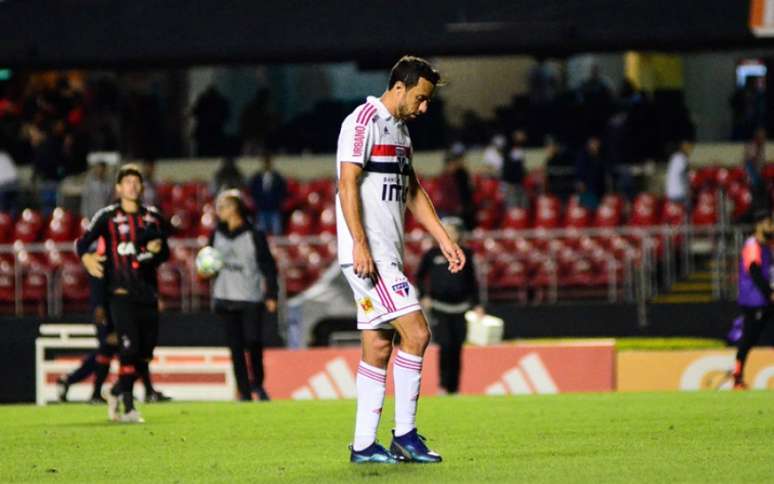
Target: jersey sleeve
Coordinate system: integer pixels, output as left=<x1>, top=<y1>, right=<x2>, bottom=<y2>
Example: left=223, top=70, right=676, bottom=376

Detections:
left=336, top=113, right=374, bottom=167
left=75, top=208, right=109, bottom=257
left=742, top=240, right=762, bottom=271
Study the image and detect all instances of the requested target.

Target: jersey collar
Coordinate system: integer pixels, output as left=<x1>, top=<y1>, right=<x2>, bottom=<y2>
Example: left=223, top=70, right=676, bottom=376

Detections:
left=367, top=96, right=398, bottom=123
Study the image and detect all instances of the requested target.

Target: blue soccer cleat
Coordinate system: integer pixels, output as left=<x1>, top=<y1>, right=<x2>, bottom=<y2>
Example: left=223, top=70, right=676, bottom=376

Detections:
left=390, top=429, right=443, bottom=463
left=349, top=442, right=398, bottom=464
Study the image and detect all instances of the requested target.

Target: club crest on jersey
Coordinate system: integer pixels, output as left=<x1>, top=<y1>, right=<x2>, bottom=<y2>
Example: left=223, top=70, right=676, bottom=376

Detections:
left=359, top=297, right=374, bottom=313
left=113, top=214, right=127, bottom=223
left=392, top=281, right=410, bottom=298
left=143, top=214, right=156, bottom=224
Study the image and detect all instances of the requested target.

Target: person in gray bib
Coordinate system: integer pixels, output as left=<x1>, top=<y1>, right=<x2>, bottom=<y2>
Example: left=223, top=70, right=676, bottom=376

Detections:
left=205, top=189, right=279, bottom=401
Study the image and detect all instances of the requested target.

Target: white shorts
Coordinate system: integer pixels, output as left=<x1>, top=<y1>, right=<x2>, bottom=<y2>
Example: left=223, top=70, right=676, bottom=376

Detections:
left=341, top=262, right=422, bottom=330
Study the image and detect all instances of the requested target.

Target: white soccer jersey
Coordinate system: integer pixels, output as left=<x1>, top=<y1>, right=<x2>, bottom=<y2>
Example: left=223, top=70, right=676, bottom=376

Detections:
left=336, top=96, right=413, bottom=266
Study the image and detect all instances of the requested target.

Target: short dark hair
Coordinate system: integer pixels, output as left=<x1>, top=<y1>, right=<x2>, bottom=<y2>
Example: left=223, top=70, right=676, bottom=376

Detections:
left=116, top=163, right=144, bottom=185
left=388, top=56, right=442, bottom=89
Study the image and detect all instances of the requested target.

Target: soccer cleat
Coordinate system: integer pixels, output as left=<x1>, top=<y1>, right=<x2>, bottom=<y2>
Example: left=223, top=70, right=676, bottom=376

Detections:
left=89, top=395, right=107, bottom=405
left=103, top=387, right=121, bottom=422
left=390, top=429, right=442, bottom=463
left=119, top=410, right=145, bottom=424
left=349, top=442, right=398, bottom=464
left=56, top=377, right=69, bottom=402
left=733, top=381, right=748, bottom=391
left=145, top=391, right=172, bottom=403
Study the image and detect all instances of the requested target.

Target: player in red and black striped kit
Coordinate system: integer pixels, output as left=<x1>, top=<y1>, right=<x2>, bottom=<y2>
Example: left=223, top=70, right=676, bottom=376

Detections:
left=76, top=164, right=170, bottom=423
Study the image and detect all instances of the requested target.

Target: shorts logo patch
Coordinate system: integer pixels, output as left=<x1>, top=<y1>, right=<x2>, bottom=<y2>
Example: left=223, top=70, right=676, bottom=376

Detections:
left=391, top=281, right=410, bottom=298
left=359, top=297, right=374, bottom=313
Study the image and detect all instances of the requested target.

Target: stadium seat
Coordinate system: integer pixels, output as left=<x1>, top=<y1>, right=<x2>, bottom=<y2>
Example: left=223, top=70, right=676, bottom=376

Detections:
left=0, top=212, right=13, bottom=243
left=318, top=206, right=336, bottom=237
left=196, top=212, right=218, bottom=238
left=502, top=206, right=531, bottom=230
left=629, top=202, right=658, bottom=226
left=691, top=202, right=717, bottom=226
left=565, top=205, right=591, bottom=228
left=60, top=261, right=90, bottom=303
left=716, top=167, right=745, bottom=188
left=731, top=188, right=753, bottom=221
left=661, top=201, right=687, bottom=226
left=14, top=220, right=40, bottom=243
left=287, top=209, right=315, bottom=236
left=45, top=217, right=74, bottom=242
left=594, top=203, right=621, bottom=228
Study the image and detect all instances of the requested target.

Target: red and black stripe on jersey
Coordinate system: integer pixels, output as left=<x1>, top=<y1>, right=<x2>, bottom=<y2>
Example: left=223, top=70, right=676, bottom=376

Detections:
left=76, top=204, right=170, bottom=303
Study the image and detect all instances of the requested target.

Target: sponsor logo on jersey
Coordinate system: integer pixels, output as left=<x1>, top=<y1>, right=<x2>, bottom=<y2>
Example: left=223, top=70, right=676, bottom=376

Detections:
left=391, top=281, right=410, bottom=298
left=359, top=296, right=374, bottom=313
left=353, top=125, right=366, bottom=157
left=118, top=223, right=130, bottom=234
left=116, top=241, right=136, bottom=256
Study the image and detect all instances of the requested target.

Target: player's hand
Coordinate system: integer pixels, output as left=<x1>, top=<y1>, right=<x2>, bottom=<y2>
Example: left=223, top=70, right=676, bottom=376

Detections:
left=94, top=306, right=107, bottom=325
left=265, top=299, right=277, bottom=313
left=421, top=297, right=432, bottom=311
left=82, top=253, right=106, bottom=278
left=440, top=241, right=466, bottom=273
left=353, top=240, right=376, bottom=279
left=147, top=239, right=162, bottom=254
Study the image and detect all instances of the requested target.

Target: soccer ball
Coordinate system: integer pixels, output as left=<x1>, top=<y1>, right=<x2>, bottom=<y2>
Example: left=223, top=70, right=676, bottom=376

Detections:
left=195, top=246, right=223, bottom=276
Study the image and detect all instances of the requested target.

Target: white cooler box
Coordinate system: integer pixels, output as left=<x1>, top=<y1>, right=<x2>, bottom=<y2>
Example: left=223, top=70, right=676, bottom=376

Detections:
left=465, top=311, right=504, bottom=346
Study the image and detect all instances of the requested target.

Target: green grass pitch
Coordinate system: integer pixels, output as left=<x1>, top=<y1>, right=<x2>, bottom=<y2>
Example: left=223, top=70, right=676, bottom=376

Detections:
left=1, top=392, right=772, bottom=483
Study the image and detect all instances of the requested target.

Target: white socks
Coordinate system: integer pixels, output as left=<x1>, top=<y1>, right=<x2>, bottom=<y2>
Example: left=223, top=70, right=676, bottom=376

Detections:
left=353, top=361, right=386, bottom=451
left=393, top=350, right=423, bottom=437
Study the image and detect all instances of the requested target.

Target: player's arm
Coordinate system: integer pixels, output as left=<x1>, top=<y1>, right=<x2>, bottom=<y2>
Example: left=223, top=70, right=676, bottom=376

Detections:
left=75, top=210, right=108, bottom=278
left=339, top=162, right=375, bottom=279
left=252, top=228, right=279, bottom=312
left=406, top=171, right=465, bottom=273
left=143, top=212, right=170, bottom=266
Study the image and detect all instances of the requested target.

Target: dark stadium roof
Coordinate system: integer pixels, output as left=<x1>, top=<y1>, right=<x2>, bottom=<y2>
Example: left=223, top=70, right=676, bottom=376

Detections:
left=0, top=0, right=767, bottom=68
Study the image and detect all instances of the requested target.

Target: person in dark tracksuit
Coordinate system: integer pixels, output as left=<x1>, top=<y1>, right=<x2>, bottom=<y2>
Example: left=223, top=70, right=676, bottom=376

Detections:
left=415, top=217, right=483, bottom=394
left=76, top=164, right=170, bottom=423
left=57, top=266, right=118, bottom=404
left=204, top=189, right=279, bottom=401
left=734, top=209, right=774, bottom=389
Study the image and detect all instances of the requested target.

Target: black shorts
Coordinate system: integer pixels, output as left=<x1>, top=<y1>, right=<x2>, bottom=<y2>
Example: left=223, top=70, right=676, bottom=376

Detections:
left=109, top=295, right=159, bottom=361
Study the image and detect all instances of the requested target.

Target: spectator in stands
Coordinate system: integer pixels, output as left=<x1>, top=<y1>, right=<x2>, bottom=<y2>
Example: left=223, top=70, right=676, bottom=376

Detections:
left=481, top=134, right=506, bottom=177
left=502, top=129, right=528, bottom=208
left=743, top=127, right=769, bottom=216
left=27, top=120, right=67, bottom=214
left=80, top=153, right=118, bottom=219
left=249, top=153, right=286, bottom=235
left=212, top=156, right=245, bottom=194
left=191, top=85, right=230, bottom=156
left=239, top=87, right=277, bottom=156
left=141, top=159, right=159, bottom=208
left=416, top=217, right=483, bottom=395
left=0, top=147, right=18, bottom=213
left=204, top=189, right=278, bottom=401
left=665, top=139, right=694, bottom=207
left=544, top=137, right=575, bottom=201
left=575, top=136, right=607, bottom=210
left=436, top=143, right=476, bottom=229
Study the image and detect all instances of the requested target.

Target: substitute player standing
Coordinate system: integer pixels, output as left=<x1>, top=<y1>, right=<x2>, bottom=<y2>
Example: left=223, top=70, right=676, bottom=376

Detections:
left=76, top=164, right=170, bottom=423
left=337, top=56, right=465, bottom=464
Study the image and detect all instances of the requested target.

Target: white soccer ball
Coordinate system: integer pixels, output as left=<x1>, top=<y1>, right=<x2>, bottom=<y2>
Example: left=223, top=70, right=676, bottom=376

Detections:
left=195, top=246, right=223, bottom=276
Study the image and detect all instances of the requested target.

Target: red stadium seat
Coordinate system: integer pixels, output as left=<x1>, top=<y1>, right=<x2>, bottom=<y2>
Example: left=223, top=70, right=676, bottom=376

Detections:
left=534, top=203, right=560, bottom=230
left=661, top=201, right=686, bottom=226
left=502, top=207, right=531, bottom=230
left=716, top=167, right=745, bottom=188
left=287, top=209, right=315, bottom=236
left=594, top=203, right=621, bottom=228
left=196, top=212, right=218, bottom=238
left=319, top=206, right=336, bottom=237
left=45, top=217, right=74, bottom=242
left=629, top=202, right=658, bottom=227
left=20, top=208, right=43, bottom=232
left=691, top=203, right=717, bottom=226
left=0, top=212, right=13, bottom=243
left=14, top=220, right=40, bottom=243
left=169, top=210, right=194, bottom=237
left=565, top=205, right=591, bottom=228
left=61, top=261, right=90, bottom=303
left=731, top=188, right=753, bottom=221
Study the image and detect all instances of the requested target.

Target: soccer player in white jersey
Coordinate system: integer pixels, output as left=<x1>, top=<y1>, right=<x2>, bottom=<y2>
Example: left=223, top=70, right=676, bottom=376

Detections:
left=336, top=56, right=466, bottom=464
